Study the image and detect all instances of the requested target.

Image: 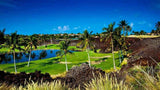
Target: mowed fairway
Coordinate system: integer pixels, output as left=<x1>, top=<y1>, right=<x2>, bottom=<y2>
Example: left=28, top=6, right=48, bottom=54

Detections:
left=0, top=44, right=120, bottom=75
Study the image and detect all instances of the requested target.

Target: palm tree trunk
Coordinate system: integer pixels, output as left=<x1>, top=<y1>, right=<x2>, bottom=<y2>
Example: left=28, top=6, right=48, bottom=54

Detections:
left=44, top=40, right=46, bottom=47
left=51, top=39, right=52, bottom=44
left=13, top=50, right=17, bottom=73
left=28, top=49, right=31, bottom=67
left=86, top=49, right=91, bottom=67
left=118, top=50, right=121, bottom=64
left=111, top=37, right=116, bottom=69
left=65, top=54, right=68, bottom=71
left=121, top=49, right=124, bottom=60
left=123, top=28, right=125, bottom=37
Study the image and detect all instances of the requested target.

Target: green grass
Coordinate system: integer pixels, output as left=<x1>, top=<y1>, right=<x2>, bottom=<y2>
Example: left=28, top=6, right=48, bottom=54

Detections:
left=0, top=47, right=120, bottom=75
left=0, top=44, right=80, bottom=53
left=0, top=47, right=20, bottom=53
left=93, top=52, right=120, bottom=70
left=37, top=44, right=60, bottom=50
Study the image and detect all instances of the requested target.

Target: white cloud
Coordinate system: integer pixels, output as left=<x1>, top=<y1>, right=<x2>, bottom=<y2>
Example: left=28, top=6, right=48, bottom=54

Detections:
left=63, top=25, right=70, bottom=31
left=53, top=25, right=70, bottom=32
left=73, top=27, right=78, bottom=30
left=73, top=26, right=81, bottom=30
left=130, top=22, right=134, bottom=27
left=58, top=26, right=62, bottom=30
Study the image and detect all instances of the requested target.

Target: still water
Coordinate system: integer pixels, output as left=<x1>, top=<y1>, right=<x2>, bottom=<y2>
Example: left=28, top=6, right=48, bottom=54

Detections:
left=0, top=50, right=59, bottom=64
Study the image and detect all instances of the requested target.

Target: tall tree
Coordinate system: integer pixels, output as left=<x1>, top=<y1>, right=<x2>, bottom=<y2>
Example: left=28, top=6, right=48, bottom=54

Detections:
left=113, top=27, right=123, bottom=64
left=103, top=22, right=116, bottom=69
left=118, top=20, right=131, bottom=57
left=0, top=28, right=6, bottom=45
left=155, top=21, right=160, bottom=35
left=140, top=30, right=147, bottom=35
left=119, top=20, right=128, bottom=36
left=7, top=32, right=24, bottom=73
left=126, top=25, right=132, bottom=36
left=77, top=30, right=93, bottom=67
left=41, top=34, right=49, bottom=47
left=49, top=35, right=55, bottom=44
left=56, top=40, right=71, bottom=71
left=156, top=21, right=160, bottom=30
left=25, top=36, right=38, bottom=67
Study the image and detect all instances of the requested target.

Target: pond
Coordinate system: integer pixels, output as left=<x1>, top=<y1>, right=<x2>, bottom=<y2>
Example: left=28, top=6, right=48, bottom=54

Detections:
left=0, top=50, right=60, bottom=64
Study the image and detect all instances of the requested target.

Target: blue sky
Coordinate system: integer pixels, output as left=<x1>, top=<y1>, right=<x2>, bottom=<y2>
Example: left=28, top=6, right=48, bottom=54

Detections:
left=0, top=0, right=160, bottom=35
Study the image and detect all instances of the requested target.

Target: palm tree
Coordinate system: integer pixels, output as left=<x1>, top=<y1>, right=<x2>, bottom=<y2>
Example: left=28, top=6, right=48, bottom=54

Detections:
left=140, top=30, right=146, bottom=35
left=77, top=30, right=93, bottom=67
left=156, top=21, right=160, bottom=30
left=7, top=32, right=24, bottom=73
left=56, top=40, right=71, bottom=71
left=41, top=34, right=49, bottom=47
left=25, top=36, right=38, bottom=67
left=0, top=28, right=6, bottom=45
left=49, top=35, right=54, bottom=44
left=155, top=21, right=160, bottom=35
left=103, top=22, right=116, bottom=69
left=119, top=20, right=128, bottom=36
left=113, top=27, right=122, bottom=64
left=118, top=20, right=131, bottom=40
left=118, top=20, right=131, bottom=57
left=126, top=25, right=132, bottom=36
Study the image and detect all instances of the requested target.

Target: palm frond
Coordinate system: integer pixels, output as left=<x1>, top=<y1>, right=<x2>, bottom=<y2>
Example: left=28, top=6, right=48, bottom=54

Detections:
left=56, top=50, right=65, bottom=57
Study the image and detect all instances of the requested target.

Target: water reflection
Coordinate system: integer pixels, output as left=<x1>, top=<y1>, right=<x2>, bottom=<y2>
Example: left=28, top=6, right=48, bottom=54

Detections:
left=39, top=50, right=47, bottom=59
left=0, top=54, right=11, bottom=63
left=31, top=52, right=36, bottom=59
left=15, top=53, right=23, bottom=60
left=0, top=50, right=59, bottom=64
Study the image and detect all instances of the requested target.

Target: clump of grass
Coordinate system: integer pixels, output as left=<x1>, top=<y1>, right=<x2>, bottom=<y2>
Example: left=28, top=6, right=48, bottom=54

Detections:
left=11, top=81, right=67, bottom=90
left=0, top=83, right=13, bottom=90
left=51, top=72, right=67, bottom=79
left=85, top=75, right=131, bottom=90
left=85, top=65, right=160, bottom=90
left=126, top=65, right=160, bottom=90
left=104, top=67, right=121, bottom=73
left=120, top=58, right=128, bottom=66
left=2, top=65, right=160, bottom=90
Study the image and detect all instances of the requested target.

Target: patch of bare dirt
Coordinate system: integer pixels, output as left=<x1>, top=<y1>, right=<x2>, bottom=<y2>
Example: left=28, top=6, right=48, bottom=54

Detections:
left=90, top=56, right=111, bottom=59
left=91, top=59, right=106, bottom=64
left=59, top=62, right=72, bottom=64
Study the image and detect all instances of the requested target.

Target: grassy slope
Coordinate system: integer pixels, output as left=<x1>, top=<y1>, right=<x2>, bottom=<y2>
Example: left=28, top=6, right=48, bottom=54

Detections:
left=0, top=44, right=81, bottom=53
left=128, top=35, right=160, bottom=38
left=93, top=53, right=120, bottom=70
left=0, top=44, right=120, bottom=75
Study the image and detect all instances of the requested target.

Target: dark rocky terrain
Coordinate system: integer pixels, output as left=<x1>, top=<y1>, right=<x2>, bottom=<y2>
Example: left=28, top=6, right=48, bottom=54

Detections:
left=54, top=63, right=105, bottom=89
left=0, top=71, right=53, bottom=86
left=121, top=37, right=160, bottom=71
left=0, top=64, right=106, bottom=89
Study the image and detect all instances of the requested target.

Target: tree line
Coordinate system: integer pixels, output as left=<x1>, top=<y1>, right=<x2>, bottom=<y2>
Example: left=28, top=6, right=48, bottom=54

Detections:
left=0, top=20, right=160, bottom=72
